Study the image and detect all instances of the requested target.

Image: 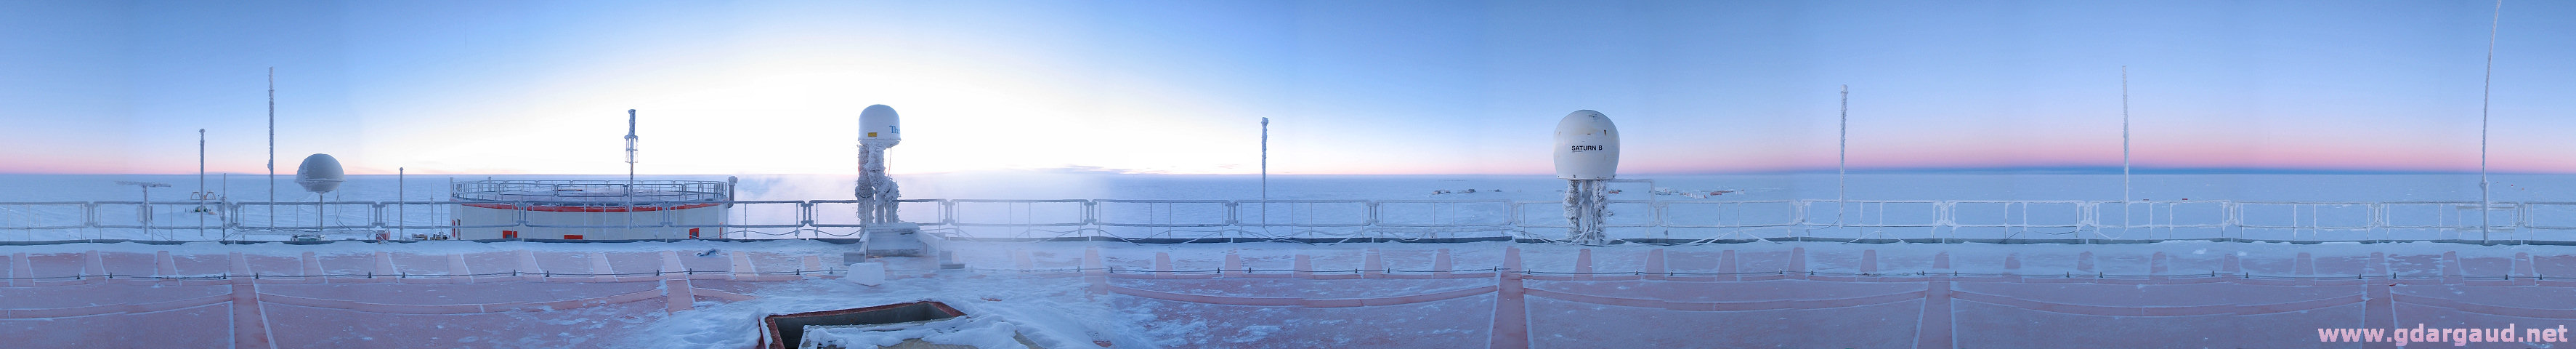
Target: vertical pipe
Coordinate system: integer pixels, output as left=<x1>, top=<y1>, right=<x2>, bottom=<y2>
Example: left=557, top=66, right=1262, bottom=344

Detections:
left=1260, top=117, right=1268, bottom=229
left=267, top=68, right=275, bottom=232
left=220, top=173, right=227, bottom=240
left=864, top=146, right=882, bottom=224
left=199, top=129, right=206, bottom=238
left=1565, top=180, right=1608, bottom=244
left=625, top=110, right=639, bottom=236
left=2121, top=66, right=2131, bottom=243
left=1838, top=85, right=1848, bottom=229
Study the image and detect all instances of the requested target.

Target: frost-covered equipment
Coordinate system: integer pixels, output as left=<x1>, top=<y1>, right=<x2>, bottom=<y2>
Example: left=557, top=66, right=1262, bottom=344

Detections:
left=116, top=181, right=171, bottom=238
left=856, top=104, right=903, bottom=225
left=856, top=105, right=926, bottom=257
left=625, top=109, right=640, bottom=185
left=294, top=153, right=345, bottom=194
left=449, top=180, right=731, bottom=240
left=1554, top=110, right=1619, bottom=245
left=291, top=153, right=347, bottom=238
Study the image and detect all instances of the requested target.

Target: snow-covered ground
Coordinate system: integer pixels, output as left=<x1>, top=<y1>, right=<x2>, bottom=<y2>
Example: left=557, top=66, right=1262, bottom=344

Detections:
left=8, top=236, right=2567, bottom=348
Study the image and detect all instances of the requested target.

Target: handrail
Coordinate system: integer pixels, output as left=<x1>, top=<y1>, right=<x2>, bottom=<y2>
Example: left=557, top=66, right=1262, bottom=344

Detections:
left=0, top=198, right=2559, bottom=243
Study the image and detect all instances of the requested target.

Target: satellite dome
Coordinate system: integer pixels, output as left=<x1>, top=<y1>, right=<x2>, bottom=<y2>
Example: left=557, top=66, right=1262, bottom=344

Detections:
left=1552, top=110, right=1620, bottom=180
left=859, top=104, right=901, bottom=143
left=295, top=153, right=346, bottom=193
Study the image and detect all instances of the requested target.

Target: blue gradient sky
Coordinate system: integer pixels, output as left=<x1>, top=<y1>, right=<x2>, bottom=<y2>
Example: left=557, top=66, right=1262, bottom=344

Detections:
left=2, top=1, right=2570, bottom=175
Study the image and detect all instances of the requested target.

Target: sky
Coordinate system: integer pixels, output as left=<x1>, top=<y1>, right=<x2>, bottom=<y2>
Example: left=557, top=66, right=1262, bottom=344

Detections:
left=1, top=0, right=2570, bottom=176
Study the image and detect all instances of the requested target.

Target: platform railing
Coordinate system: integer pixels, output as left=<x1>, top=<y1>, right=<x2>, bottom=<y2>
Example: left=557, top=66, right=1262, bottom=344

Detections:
left=0, top=198, right=2561, bottom=244
left=450, top=180, right=730, bottom=202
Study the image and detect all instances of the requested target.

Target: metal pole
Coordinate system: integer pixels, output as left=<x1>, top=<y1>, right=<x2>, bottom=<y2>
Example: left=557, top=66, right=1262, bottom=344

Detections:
left=625, top=109, right=638, bottom=236
left=2478, top=0, right=2503, bottom=243
left=398, top=167, right=405, bottom=241
left=140, top=185, right=151, bottom=239
left=220, top=173, right=228, bottom=241
left=1260, top=117, right=1269, bottom=228
left=199, top=129, right=206, bottom=239
left=1837, top=85, right=1848, bottom=229
left=2122, top=66, right=2131, bottom=241
left=267, top=68, right=276, bottom=232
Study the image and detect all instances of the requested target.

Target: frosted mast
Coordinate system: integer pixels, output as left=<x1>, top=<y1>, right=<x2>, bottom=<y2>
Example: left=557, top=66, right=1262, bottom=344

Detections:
left=267, top=68, right=275, bottom=231
left=1260, top=117, right=1269, bottom=229
left=2478, top=0, right=2503, bottom=243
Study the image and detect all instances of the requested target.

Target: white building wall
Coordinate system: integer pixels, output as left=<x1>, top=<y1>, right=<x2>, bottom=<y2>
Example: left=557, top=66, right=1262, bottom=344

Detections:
left=453, top=204, right=728, bottom=240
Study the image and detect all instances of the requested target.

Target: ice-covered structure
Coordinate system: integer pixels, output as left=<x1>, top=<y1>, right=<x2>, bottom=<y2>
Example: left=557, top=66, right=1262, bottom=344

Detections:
left=448, top=180, right=734, bottom=240
left=1554, top=110, right=1619, bottom=245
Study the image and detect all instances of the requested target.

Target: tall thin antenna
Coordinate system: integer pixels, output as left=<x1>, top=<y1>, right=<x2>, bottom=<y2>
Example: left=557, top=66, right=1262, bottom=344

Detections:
left=267, top=67, right=276, bottom=230
left=1260, top=117, right=1270, bottom=228
left=1837, top=85, right=1849, bottom=228
left=626, top=109, right=639, bottom=185
left=2122, top=66, right=2131, bottom=239
left=2479, top=0, right=2503, bottom=242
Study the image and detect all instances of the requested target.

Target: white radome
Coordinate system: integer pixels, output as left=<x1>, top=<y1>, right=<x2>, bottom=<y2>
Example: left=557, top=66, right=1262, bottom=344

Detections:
left=294, top=153, right=345, bottom=193
left=1552, top=110, right=1619, bottom=180
left=860, top=104, right=901, bottom=145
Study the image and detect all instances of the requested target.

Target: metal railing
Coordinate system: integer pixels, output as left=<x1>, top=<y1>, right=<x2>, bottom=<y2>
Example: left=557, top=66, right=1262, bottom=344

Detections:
left=451, top=180, right=730, bottom=203
left=0, top=198, right=2561, bottom=243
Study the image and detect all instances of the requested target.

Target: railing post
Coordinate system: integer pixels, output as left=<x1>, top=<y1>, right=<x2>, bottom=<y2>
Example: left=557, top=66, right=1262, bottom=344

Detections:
left=226, top=201, right=243, bottom=230
left=1364, top=201, right=1380, bottom=227
left=798, top=201, right=815, bottom=228
left=2224, top=201, right=2241, bottom=238
left=661, top=201, right=677, bottom=228
left=940, top=199, right=956, bottom=225
left=2517, top=201, right=2532, bottom=242
left=1650, top=201, right=1666, bottom=228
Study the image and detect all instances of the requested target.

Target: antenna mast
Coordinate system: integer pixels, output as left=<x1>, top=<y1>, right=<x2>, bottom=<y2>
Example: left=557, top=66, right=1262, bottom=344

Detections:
left=267, top=68, right=276, bottom=231
left=2479, top=0, right=2503, bottom=242
left=1260, top=117, right=1269, bottom=228
left=626, top=109, right=639, bottom=185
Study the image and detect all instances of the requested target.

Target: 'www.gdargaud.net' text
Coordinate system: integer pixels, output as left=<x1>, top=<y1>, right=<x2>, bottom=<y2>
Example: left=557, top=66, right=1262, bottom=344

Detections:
left=2319, top=324, right=2569, bottom=346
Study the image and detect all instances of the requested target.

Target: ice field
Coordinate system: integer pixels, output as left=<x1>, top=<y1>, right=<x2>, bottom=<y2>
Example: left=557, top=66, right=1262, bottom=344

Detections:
left=4, top=172, right=2576, bottom=348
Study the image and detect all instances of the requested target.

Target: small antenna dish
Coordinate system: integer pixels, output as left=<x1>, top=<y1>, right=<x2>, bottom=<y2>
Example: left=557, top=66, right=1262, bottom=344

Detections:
left=295, top=153, right=345, bottom=193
